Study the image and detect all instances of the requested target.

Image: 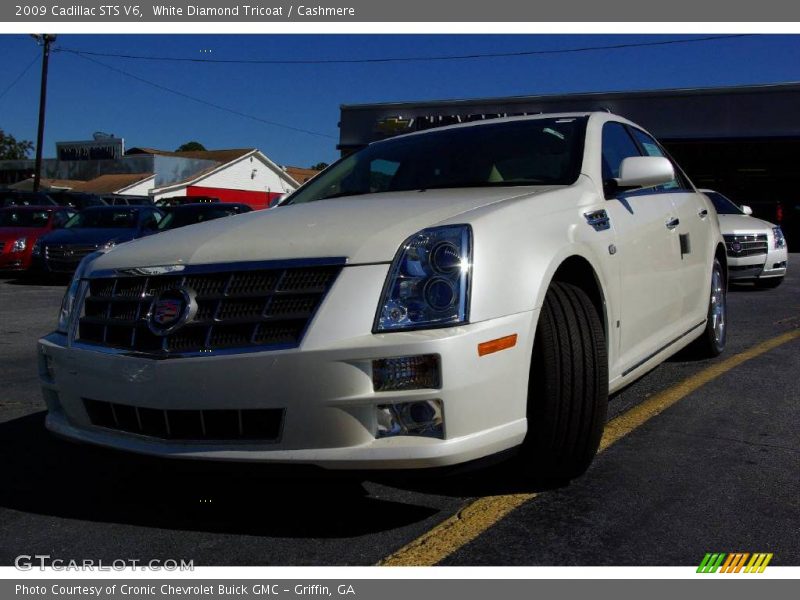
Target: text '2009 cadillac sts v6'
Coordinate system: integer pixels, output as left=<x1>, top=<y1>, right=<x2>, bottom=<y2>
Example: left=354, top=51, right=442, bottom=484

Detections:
left=38, top=113, right=727, bottom=480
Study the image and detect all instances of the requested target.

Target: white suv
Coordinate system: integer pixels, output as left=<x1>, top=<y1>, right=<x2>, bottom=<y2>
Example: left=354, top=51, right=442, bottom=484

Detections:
left=38, top=112, right=727, bottom=480
left=701, top=189, right=788, bottom=288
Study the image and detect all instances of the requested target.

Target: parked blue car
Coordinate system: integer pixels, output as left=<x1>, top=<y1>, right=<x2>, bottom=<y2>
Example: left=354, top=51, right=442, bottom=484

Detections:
left=32, top=205, right=164, bottom=274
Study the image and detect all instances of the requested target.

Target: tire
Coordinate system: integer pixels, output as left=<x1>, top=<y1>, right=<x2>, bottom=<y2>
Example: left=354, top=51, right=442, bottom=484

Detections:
left=519, top=281, right=608, bottom=480
left=688, top=258, right=727, bottom=358
left=755, top=276, right=783, bottom=289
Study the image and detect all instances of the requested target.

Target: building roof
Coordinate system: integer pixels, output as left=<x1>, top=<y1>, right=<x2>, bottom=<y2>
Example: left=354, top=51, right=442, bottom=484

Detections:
left=8, top=178, right=86, bottom=191
left=126, top=147, right=255, bottom=164
left=151, top=150, right=298, bottom=196
left=284, top=166, right=322, bottom=185
left=70, top=173, right=154, bottom=194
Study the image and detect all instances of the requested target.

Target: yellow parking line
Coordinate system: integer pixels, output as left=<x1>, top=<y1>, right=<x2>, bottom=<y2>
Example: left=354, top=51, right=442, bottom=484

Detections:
left=378, top=329, right=800, bottom=566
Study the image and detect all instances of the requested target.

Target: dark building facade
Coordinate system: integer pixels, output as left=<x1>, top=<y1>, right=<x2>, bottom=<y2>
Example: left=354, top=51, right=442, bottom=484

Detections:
left=338, top=82, right=800, bottom=242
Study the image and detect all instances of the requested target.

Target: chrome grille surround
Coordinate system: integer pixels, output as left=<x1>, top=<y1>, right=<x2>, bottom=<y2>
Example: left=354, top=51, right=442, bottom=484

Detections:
left=44, top=243, right=99, bottom=271
left=723, top=233, right=768, bottom=257
left=75, top=258, right=345, bottom=357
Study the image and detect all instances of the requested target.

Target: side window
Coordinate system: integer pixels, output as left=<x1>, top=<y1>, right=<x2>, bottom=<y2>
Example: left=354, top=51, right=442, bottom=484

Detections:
left=601, top=122, right=642, bottom=184
left=628, top=128, right=689, bottom=191
left=370, top=159, right=400, bottom=192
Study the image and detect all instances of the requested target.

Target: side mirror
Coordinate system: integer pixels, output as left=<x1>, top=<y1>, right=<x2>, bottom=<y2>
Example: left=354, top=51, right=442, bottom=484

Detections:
left=615, top=156, right=675, bottom=190
left=741, top=205, right=753, bottom=216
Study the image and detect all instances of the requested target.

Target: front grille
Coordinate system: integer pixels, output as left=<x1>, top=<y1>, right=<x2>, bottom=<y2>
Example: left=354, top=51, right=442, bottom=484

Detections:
left=83, top=398, right=284, bottom=441
left=723, top=233, right=768, bottom=257
left=77, top=262, right=341, bottom=355
left=44, top=244, right=98, bottom=270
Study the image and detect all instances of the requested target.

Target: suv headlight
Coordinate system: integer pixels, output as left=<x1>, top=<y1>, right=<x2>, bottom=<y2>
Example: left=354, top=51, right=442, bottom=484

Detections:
left=56, top=251, right=104, bottom=334
left=773, top=226, right=786, bottom=249
left=11, top=237, right=26, bottom=253
left=375, top=225, right=472, bottom=332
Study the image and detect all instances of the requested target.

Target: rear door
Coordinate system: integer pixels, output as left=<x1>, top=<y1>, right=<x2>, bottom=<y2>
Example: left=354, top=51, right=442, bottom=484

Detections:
left=600, top=122, right=684, bottom=372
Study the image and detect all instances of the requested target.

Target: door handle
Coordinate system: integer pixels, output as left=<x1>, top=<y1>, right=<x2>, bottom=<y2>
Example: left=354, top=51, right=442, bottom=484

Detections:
left=666, top=217, right=680, bottom=230
left=698, top=209, right=708, bottom=218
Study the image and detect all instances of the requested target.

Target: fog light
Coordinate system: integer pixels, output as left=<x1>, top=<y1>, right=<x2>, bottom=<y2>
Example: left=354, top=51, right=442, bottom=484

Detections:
left=39, top=349, right=55, bottom=382
left=42, top=388, right=62, bottom=414
left=372, top=354, right=440, bottom=391
left=376, top=399, right=443, bottom=438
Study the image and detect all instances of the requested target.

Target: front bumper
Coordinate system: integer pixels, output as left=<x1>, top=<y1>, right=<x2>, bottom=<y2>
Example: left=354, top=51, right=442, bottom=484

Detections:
left=727, top=245, right=788, bottom=281
left=38, top=282, right=535, bottom=469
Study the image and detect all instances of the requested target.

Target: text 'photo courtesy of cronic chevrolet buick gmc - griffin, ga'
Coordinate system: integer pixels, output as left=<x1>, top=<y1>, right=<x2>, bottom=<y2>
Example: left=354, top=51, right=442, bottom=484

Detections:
left=37, top=112, right=784, bottom=481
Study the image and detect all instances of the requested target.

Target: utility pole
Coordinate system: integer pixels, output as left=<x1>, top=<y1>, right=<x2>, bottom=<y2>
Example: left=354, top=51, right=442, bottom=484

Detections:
left=31, top=34, right=56, bottom=193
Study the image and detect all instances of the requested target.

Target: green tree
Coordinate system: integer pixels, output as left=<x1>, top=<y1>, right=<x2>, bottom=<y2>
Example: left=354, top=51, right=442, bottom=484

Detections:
left=176, top=141, right=207, bottom=152
left=0, top=129, right=34, bottom=160
left=310, top=162, right=329, bottom=170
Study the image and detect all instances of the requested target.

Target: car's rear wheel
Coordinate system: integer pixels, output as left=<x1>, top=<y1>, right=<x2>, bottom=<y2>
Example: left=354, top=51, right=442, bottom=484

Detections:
left=755, top=276, right=783, bottom=289
left=688, top=258, right=727, bottom=358
left=519, top=281, right=608, bottom=480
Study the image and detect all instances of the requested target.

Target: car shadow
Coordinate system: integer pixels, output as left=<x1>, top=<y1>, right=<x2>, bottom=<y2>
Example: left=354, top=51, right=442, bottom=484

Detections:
left=0, top=412, right=439, bottom=539
left=372, top=457, right=570, bottom=498
left=728, top=282, right=771, bottom=292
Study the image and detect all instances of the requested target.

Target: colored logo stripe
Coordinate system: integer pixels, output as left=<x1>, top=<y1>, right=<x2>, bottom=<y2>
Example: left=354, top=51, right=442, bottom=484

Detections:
left=698, top=553, right=773, bottom=573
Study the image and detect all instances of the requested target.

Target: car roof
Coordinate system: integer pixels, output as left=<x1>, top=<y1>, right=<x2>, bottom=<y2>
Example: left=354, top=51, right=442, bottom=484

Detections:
left=171, top=202, right=248, bottom=209
left=0, top=204, right=61, bottom=211
left=384, top=111, right=597, bottom=141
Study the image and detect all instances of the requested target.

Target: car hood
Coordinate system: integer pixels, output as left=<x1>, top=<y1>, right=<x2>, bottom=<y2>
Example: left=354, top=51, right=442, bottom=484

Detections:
left=90, top=187, right=556, bottom=272
left=717, top=213, right=775, bottom=235
left=0, top=227, right=49, bottom=241
left=41, top=227, right=139, bottom=245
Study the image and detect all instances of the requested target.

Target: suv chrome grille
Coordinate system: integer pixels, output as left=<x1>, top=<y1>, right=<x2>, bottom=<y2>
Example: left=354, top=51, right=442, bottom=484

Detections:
left=77, top=261, right=342, bottom=356
left=44, top=244, right=98, bottom=270
left=723, top=233, right=768, bottom=257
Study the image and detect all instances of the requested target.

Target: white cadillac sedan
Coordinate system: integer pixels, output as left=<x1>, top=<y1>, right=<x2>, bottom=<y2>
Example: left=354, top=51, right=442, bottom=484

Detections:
left=700, top=189, right=788, bottom=288
left=38, top=112, right=727, bottom=480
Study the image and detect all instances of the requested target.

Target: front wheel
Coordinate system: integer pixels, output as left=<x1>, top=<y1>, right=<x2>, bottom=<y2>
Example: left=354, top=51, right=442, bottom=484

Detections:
left=518, top=281, right=608, bottom=480
left=688, top=258, right=727, bottom=358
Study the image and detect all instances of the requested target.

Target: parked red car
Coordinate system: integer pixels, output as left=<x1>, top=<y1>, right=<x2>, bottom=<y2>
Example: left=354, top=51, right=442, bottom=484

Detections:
left=0, top=206, right=76, bottom=271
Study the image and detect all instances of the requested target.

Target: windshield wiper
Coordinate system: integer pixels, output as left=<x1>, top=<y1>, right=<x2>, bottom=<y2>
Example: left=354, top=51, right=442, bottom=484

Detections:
left=417, top=180, right=546, bottom=191
left=319, top=191, right=371, bottom=200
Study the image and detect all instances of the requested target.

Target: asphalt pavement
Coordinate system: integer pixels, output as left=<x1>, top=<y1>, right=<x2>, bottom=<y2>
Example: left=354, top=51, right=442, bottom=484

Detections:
left=0, top=263, right=797, bottom=566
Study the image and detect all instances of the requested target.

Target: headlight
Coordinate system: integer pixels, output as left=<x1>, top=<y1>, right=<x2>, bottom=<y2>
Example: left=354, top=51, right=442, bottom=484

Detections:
left=102, top=240, right=116, bottom=251
left=11, top=237, right=27, bottom=253
left=56, top=251, right=105, bottom=334
left=375, top=225, right=472, bottom=332
left=773, top=227, right=786, bottom=249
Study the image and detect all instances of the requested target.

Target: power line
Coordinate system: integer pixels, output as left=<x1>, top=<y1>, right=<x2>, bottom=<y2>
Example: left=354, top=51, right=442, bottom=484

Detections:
left=54, top=35, right=756, bottom=66
left=0, top=54, right=40, bottom=102
left=65, top=51, right=337, bottom=140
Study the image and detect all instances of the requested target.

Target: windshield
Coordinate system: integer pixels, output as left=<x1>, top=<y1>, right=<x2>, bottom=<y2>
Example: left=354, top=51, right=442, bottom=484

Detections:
left=65, top=209, right=139, bottom=229
left=705, top=191, right=744, bottom=215
left=285, top=117, right=587, bottom=205
left=0, top=209, right=51, bottom=227
left=158, top=206, right=245, bottom=230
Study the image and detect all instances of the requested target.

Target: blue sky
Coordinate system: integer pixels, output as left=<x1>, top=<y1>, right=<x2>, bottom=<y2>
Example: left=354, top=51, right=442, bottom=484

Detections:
left=1, top=34, right=799, bottom=167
